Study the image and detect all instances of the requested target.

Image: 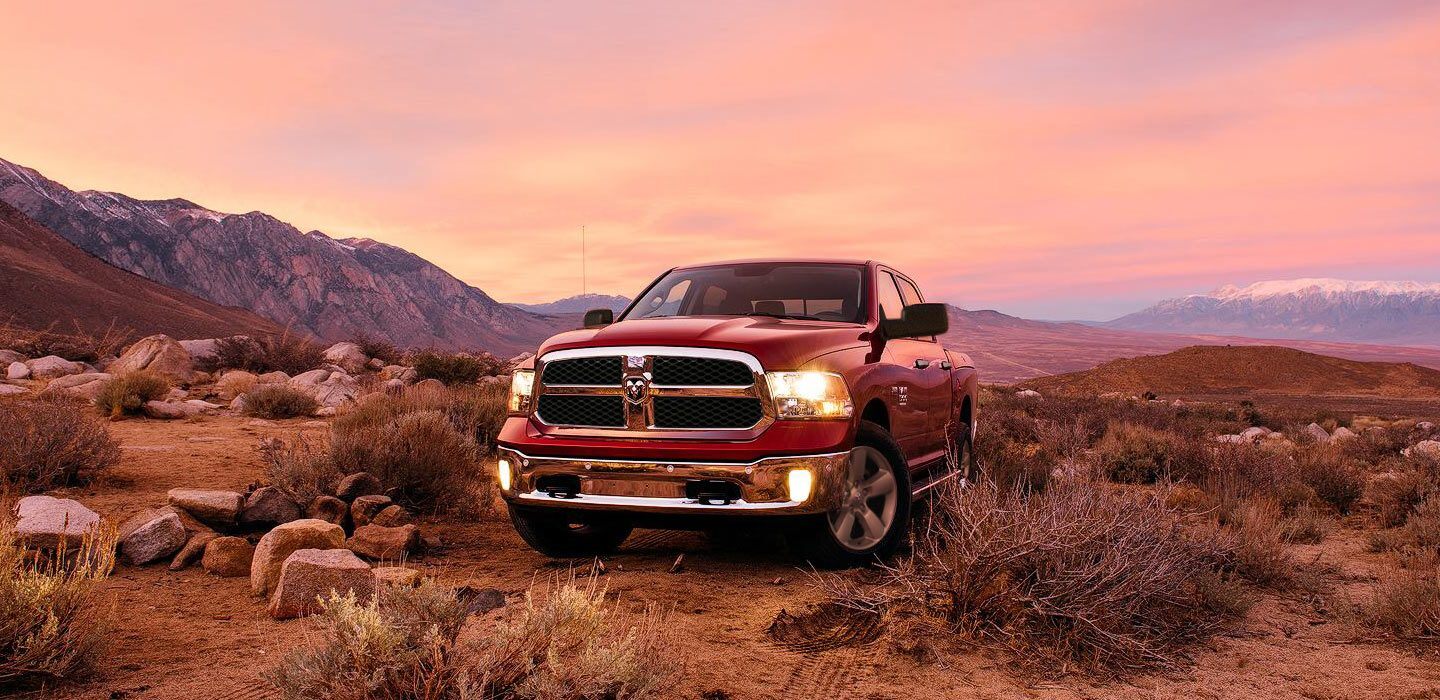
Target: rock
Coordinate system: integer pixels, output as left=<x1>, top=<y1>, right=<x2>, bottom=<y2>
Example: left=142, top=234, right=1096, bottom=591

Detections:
left=166, top=387, right=189, bottom=401
left=0, top=349, right=25, bottom=365
left=251, top=519, right=347, bottom=596
left=1405, top=440, right=1440, bottom=459
left=13, top=495, right=101, bottom=549
left=268, top=548, right=376, bottom=620
left=1331, top=426, right=1358, bottom=441
left=314, top=406, right=337, bottom=417
left=1417, top=421, right=1436, bottom=432
left=306, top=495, right=349, bottom=526
left=367, top=357, right=385, bottom=371
left=142, top=401, right=189, bottom=420
left=230, top=394, right=250, bottom=414
left=374, top=566, right=422, bottom=588
left=26, top=355, right=83, bottom=379
left=167, top=488, right=245, bottom=526
left=118, top=508, right=188, bottom=565
left=1239, top=426, right=1270, bottom=441
left=110, top=334, right=193, bottom=381
left=216, top=370, right=258, bottom=399
left=371, top=504, right=413, bottom=527
left=323, top=342, right=370, bottom=374
left=289, top=369, right=331, bottom=389
left=347, top=524, right=422, bottom=561
left=1302, top=423, right=1331, bottom=443
left=1265, top=431, right=1287, bottom=440
left=313, top=372, right=359, bottom=407
left=6, top=361, right=29, bottom=380
left=240, top=487, right=303, bottom=528
left=414, top=378, right=443, bottom=391
left=336, top=473, right=384, bottom=501
left=0, top=384, right=27, bottom=396
left=246, top=418, right=278, bottom=428
left=179, top=337, right=241, bottom=363
left=169, top=531, right=218, bottom=571
left=383, top=378, right=405, bottom=395
left=350, top=495, right=393, bottom=527
left=203, top=536, right=256, bottom=577
left=184, top=399, right=223, bottom=412
left=381, top=364, right=406, bottom=380
left=1014, top=389, right=1042, bottom=399
left=257, top=371, right=289, bottom=384
left=1215, top=434, right=1247, bottom=444
left=46, top=372, right=112, bottom=400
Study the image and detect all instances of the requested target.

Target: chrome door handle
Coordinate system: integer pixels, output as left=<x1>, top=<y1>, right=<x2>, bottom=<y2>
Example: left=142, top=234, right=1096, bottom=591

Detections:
left=914, top=359, right=930, bottom=369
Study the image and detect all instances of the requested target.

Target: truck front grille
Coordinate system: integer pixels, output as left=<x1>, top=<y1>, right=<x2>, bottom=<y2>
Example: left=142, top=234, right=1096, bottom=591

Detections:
left=653, top=396, right=763, bottom=429
left=533, top=347, right=771, bottom=433
left=536, top=395, right=626, bottom=428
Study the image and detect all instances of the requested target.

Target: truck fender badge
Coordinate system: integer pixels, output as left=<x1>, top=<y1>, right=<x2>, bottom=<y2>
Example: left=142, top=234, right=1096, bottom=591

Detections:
left=624, top=376, right=648, bottom=403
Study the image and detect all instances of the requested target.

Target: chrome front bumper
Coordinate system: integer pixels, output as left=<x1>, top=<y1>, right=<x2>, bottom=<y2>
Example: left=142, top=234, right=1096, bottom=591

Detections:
left=496, top=447, right=850, bottom=515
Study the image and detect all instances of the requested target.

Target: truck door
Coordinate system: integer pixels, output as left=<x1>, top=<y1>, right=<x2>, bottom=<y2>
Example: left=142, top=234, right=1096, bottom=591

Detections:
left=876, top=270, right=952, bottom=464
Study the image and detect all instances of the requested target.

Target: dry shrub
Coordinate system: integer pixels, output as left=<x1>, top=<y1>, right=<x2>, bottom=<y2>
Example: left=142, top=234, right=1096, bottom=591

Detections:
left=1280, top=504, right=1333, bottom=545
left=0, top=397, right=120, bottom=492
left=1095, top=422, right=1204, bottom=484
left=972, top=407, right=1052, bottom=492
left=1334, top=428, right=1411, bottom=464
left=202, top=329, right=325, bottom=376
left=259, top=434, right=340, bottom=506
left=92, top=371, right=170, bottom=418
left=332, top=409, right=480, bottom=511
left=342, top=383, right=508, bottom=454
left=1369, top=497, right=1440, bottom=554
left=825, top=479, right=1248, bottom=676
left=1225, top=500, right=1298, bottom=588
left=1366, top=567, right=1440, bottom=639
left=351, top=334, right=400, bottom=366
left=407, top=350, right=501, bottom=386
left=1294, top=448, right=1365, bottom=514
left=0, top=511, right=117, bottom=688
left=1370, top=466, right=1437, bottom=528
left=216, top=371, right=258, bottom=398
left=269, top=578, right=677, bottom=700
left=243, top=385, right=320, bottom=419
left=0, top=319, right=131, bottom=363
left=1201, top=443, right=1301, bottom=507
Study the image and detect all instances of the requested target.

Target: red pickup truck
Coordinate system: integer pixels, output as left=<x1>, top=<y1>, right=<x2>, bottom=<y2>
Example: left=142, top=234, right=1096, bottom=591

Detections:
left=498, top=259, right=979, bottom=566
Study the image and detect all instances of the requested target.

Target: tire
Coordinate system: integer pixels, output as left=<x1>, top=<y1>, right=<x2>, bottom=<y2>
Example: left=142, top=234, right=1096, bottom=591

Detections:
left=785, top=420, right=912, bottom=568
left=508, top=505, right=633, bottom=558
left=954, top=420, right=979, bottom=485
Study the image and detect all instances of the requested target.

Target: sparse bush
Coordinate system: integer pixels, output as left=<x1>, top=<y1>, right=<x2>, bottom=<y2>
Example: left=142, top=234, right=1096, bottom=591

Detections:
left=822, top=479, right=1249, bottom=676
left=93, top=371, right=170, bottom=418
left=269, top=578, right=678, bottom=700
left=1295, top=448, right=1365, bottom=514
left=1202, top=443, right=1301, bottom=506
left=259, top=434, right=341, bottom=506
left=408, top=349, right=501, bottom=386
left=1366, top=568, right=1440, bottom=639
left=331, top=410, right=479, bottom=511
left=1095, top=422, right=1202, bottom=484
left=1370, top=466, right=1436, bottom=528
left=0, top=510, right=117, bottom=687
left=336, top=382, right=508, bottom=456
left=243, top=385, right=320, bottom=419
left=1334, top=428, right=1410, bottom=464
left=0, top=397, right=120, bottom=492
left=1369, top=497, right=1440, bottom=554
left=1280, top=504, right=1333, bottom=545
left=351, top=334, right=400, bottom=366
left=0, top=319, right=130, bottom=363
left=1225, top=500, right=1297, bottom=588
left=202, top=329, right=325, bottom=376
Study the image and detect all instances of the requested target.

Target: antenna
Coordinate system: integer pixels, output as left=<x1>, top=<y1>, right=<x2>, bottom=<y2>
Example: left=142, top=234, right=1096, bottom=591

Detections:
left=581, top=225, right=587, bottom=296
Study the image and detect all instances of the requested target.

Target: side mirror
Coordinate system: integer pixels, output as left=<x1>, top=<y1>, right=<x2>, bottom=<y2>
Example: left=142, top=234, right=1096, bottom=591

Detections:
left=879, top=303, right=948, bottom=339
left=583, top=308, right=614, bottom=328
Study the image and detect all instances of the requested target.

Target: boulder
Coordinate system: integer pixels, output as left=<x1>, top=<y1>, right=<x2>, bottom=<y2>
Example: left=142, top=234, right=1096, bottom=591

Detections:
left=367, top=358, right=385, bottom=371
left=371, top=504, right=413, bottom=528
left=240, top=487, right=303, bottom=528
left=348, top=524, right=422, bottom=561
left=166, top=387, right=189, bottom=401
left=1331, top=426, right=1358, bottom=441
left=179, top=337, right=239, bottom=363
left=230, top=394, right=250, bottom=414
left=13, top=495, right=101, bottom=549
left=216, top=370, right=258, bottom=399
left=415, top=378, right=444, bottom=391
left=250, top=519, right=346, bottom=596
left=350, top=495, right=393, bottom=528
left=0, top=384, right=28, bottom=396
left=314, top=406, right=337, bottom=417
left=6, top=361, right=29, bottom=380
left=374, top=566, right=422, bottom=588
left=169, top=531, right=218, bottom=571
left=184, top=399, right=223, bottom=412
left=1405, top=440, right=1440, bottom=459
left=323, top=343, right=370, bottom=374
left=46, top=372, right=112, bottom=400
left=289, top=369, right=331, bottom=389
left=313, top=373, right=359, bottom=407
left=118, top=508, right=188, bottom=565
left=0, top=349, right=24, bottom=365
left=167, top=488, right=245, bottom=526
left=1417, top=421, right=1436, bottom=433
left=1302, top=423, right=1331, bottom=443
left=142, top=401, right=189, bottom=420
left=203, top=536, right=256, bottom=577
left=335, top=472, right=383, bottom=501
left=110, top=334, right=193, bottom=381
left=1239, top=426, right=1270, bottom=441
left=257, top=371, right=290, bottom=384
left=383, top=378, right=405, bottom=395
left=1214, top=434, right=1246, bottom=444
left=1014, top=389, right=1042, bottom=399
left=306, top=495, right=350, bottom=526
left=26, top=355, right=83, bottom=379
left=268, top=548, right=376, bottom=620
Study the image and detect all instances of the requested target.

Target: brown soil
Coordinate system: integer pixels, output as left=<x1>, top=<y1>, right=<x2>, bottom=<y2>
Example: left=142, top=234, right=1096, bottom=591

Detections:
left=34, top=415, right=1440, bottom=700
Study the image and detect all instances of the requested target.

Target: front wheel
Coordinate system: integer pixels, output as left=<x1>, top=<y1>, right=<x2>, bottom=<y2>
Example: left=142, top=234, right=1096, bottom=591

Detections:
left=508, top=505, right=633, bottom=558
left=785, top=420, right=912, bottom=568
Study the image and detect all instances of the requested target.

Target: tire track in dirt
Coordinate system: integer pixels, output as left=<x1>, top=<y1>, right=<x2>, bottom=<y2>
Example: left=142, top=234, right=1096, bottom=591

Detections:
left=767, top=603, right=884, bottom=699
left=774, top=645, right=874, bottom=700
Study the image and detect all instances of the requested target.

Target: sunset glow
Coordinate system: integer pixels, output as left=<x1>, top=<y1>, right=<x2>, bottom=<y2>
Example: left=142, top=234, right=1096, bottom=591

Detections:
left=3, top=1, right=1437, bottom=318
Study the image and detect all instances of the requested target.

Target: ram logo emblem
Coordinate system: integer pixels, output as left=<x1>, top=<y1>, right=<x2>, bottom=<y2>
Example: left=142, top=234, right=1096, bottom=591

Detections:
left=624, top=375, right=649, bottom=403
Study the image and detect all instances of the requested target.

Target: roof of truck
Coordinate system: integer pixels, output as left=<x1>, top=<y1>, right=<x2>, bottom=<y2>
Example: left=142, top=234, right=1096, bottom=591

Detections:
left=672, top=258, right=878, bottom=269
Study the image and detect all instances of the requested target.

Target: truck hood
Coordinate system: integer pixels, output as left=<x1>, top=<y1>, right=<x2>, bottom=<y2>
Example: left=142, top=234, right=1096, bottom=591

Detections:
left=537, top=316, right=870, bottom=370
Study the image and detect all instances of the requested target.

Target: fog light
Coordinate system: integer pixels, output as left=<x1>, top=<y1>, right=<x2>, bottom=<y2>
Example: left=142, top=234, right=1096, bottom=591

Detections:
left=787, top=468, right=814, bottom=503
left=497, top=458, right=513, bottom=492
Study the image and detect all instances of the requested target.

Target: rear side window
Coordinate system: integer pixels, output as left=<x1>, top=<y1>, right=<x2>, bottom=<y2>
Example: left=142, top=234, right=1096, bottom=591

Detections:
left=876, top=272, right=906, bottom=320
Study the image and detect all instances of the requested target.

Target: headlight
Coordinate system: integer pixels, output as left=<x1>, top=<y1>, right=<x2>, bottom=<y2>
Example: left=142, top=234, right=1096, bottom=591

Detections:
left=497, top=458, right=513, bottom=491
left=508, top=370, right=535, bottom=414
left=765, top=371, right=853, bottom=420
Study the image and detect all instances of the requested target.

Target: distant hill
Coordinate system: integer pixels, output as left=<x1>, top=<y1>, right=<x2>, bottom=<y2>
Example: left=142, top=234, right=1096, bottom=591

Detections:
left=1105, top=278, right=1440, bottom=347
left=511, top=293, right=631, bottom=315
left=0, top=157, right=570, bottom=355
left=1017, top=345, right=1440, bottom=398
left=0, top=200, right=280, bottom=341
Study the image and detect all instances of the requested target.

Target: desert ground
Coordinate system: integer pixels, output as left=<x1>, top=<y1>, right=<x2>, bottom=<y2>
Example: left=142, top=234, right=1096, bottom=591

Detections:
left=22, top=404, right=1440, bottom=700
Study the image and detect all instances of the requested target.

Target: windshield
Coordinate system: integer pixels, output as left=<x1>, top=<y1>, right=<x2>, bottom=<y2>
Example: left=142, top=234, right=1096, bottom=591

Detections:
left=623, top=263, right=866, bottom=323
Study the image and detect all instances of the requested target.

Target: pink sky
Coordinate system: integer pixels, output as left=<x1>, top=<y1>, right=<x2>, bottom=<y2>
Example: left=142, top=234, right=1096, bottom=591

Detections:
left=2, top=1, right=1437, bottom=319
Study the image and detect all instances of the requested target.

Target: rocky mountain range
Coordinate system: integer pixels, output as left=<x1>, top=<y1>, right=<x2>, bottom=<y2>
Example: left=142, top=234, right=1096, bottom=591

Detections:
left=0, top=200, right=280, bottom=341
left=1105, top=279, right=1440, bottom=347
left=0, top=157, right=567, bottom=355
left=510, top=293, right=632, bottom=315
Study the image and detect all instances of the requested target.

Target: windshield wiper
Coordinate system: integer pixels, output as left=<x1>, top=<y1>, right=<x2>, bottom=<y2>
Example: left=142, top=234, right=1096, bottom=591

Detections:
left=742, top=311, right=824, bottom=321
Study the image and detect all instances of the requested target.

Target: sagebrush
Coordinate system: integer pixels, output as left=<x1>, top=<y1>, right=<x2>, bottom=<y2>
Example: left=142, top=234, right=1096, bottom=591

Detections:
left=243, top=385, right=320, bottom=419
left=0, top=397, right=120, bottom=492
left=93, top=371, right=170, bottom=418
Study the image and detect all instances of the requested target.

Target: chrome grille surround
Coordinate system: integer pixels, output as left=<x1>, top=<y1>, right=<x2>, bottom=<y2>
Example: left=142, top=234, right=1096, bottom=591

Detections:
left=533, top=346, right=773, bottom=434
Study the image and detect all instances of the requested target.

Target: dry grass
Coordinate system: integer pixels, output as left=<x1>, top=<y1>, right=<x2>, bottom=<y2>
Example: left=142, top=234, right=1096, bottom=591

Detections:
left=351, top=334, right=400, bottom=366
left=243, top=385, right=320, bottom=419
left=1294, top=448, right=1365, bottom=514
left=268, top=577, right=678, bottom=700
left=0, top=319, right=131, bottom=363
left=201, top=328, right=325, bottom=376
left=1366, top=567, right=1440, bottom=639
left=407, top=349, right=502, bottom=386
left=0, top=397, right=120, bottom=492
left=93, top=371, right=170, bottom=418
left=0, top=509, right=117, bottom=689
left=331, top=410, right=480, bottom=512
left=258, top=434, right=341, bottom=507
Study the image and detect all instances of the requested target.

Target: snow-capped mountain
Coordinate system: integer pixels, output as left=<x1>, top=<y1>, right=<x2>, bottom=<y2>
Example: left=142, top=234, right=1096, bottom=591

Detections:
left=511, top=293, right=632, bottom=315
left=1106, top=278, right=1440, bottom=347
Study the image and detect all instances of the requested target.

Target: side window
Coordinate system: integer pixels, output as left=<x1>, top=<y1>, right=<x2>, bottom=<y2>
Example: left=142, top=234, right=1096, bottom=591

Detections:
left=896, top=277, right=923, bottom=306
left=876, top=272, right=906, bottom=320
